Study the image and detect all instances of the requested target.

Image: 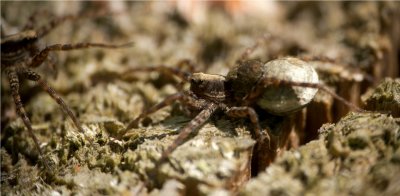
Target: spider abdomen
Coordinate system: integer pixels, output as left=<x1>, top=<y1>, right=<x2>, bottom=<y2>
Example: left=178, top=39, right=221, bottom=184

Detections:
left=257, top=57, right=319, bottom=115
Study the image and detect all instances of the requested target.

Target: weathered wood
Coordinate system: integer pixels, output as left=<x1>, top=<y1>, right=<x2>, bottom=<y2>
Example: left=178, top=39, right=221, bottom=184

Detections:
left=1, top=2, right=399, bottom=195
left=241, top=112, right=400, bottom=195
left=362, top=78, right=400, bottom=117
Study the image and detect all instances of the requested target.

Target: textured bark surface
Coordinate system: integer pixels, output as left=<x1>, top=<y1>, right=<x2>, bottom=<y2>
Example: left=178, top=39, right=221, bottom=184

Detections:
left=362, top=78, right=400, bottom=117
left=241, top=112, right=400, bottom=196
left=1, top=2, right=399, bottom=195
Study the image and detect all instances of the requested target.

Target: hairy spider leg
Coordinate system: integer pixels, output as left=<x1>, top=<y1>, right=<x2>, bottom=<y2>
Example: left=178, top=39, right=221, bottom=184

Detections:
left=123, top=65, right=192, bottom=83
left=225, top=106, right=286, bottom=173
left=22, top=10, right=53, bottom=31
left=144, top=103, right=218, bottom=189
left=122, top=59, right=198, bottom=80
left=239, top=33, right=272, bottom=61
left=18, top=68, right=88, bottom=136
left=36, top=14, right=81, bottom=38
left=123, top=92, right=185, bottom=134
left=123, top=91, right=219, bottom=165
left=174, top=59, right=198, bottom=89
left=44, top=53, right=59, bottom=79
left=22, top=17, right=59, bottom=79
left=158, top=103, right=218, bottom=164
left=123, top=90, right=209, bottom=135
left=33, top=9, right=116, bottom=38
left=299, top=55, right=375, bottom=83
left=13, top=42, right=132, bottom=137
left=5, top=67, right=51, bottom=170
left=29, top=42, right=133, bottom=68
left=122, top=60, right=197, bottom=91
left=176, top=59, right=197, bottom=73
left=247, top=77, right=364, bottom=112
left=225, top=106, right=270, bottom=146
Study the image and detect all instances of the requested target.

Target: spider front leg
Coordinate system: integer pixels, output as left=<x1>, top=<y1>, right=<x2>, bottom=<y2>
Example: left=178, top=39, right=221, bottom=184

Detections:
left=121, top=59, right=197, bottom=87
left=122, top=65, right=192, bottom=83
left=5, top=68, right=50, bottom=169
left=226, top=106, right=283, bottom=174
left=34, top=8, right=116, bottom=38
left=122, top=60, right=197, bottom=91
left=122, top=92, right=185, bottom=135
left=29, top=42, right=133, bottom=68
left=158, top=103, right=218, bottom=164
left=122, top=90, right=209, bottom=136
left=22, top=9, right=52, bottom=31
left=239, top=33, right=272, bottom=61
left=45, top=53, right=58, bottom=79
left=176, top=59, right=197, bottom=73
left=225, top=106, right=270, bottom=145
left=145, top=103, right=217, bottom=188
left=18, top=68, right=86, bottom=136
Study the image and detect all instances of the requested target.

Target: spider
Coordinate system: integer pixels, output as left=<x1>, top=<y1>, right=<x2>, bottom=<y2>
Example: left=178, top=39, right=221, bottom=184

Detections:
left=119, top=56, right=363, bottom=170
left=1, top=10, right=131, bottom=167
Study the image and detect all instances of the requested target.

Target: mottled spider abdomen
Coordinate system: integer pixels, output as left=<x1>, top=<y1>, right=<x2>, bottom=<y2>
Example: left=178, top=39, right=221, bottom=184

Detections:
left=257, top=57, right=319, bottom=115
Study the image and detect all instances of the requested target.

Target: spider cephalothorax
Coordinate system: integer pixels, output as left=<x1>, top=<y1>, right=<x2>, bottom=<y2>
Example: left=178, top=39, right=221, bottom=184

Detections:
left=190, top=72, right=226, bottom=101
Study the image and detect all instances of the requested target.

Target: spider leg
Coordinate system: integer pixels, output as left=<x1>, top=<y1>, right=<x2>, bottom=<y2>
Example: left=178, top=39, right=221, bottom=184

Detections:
left=122, top=60, right=196, bottom=91
left=35, top=9, right=115, bottom=38
left=122, top=92, right=185, bottom=135
left=176, top=59, right=197, bottom=73
left=123, top=91, right=208, bottom=136
left=123, top=59, right=196, bottom=83
left=299, top=55, right=375, bottom=83
left=123, top=66, right=192, bottom=83
left=174, top=59, right=197, bottom=89
left=239, top=33, right=271, bottom=61
left=35, top=13, right=80, bottom=38
left=46, top=53, right=59, bottom=79
left=225, top=106, right=270, bottom=145
left=18, top=68, right=86, bottom=136
left=22, top=10, right=52, bottom=31
left=29, top=42, right=132, bottom=68
left=5, top=67, right=50, bottom=170
left=158, top=103, right=218, bottom=164
left=250, top=77, right=363, bottom=112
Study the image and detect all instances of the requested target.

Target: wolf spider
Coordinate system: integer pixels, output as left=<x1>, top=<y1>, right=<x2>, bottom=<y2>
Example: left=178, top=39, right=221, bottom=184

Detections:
left=1, top=10, right=131, bottom=167
left=120, top=56, right=363, bottom=170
